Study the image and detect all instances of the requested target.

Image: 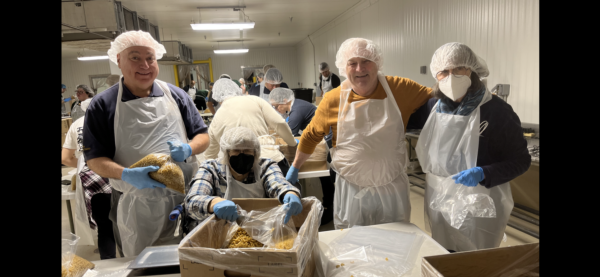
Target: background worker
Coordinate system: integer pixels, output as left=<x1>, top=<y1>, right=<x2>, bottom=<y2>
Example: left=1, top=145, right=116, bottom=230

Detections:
left=259, top=68, right=285, bottom=102
left=248, top=72, right=264, bottom=97
left=71, top=84, right=94, bottom=123
left=183, top=127, right=302, bottom=232
left=182, top=79, right=197, bottom=101
left=414, top=42, right=530, bottom=252
left=285, top=38, right=432, bottom=229
left=83, top=30, right=209, bottom=257
left=269, top=87, right=335, bottom=224
left=262, top=64, right=289, bottom=88
left=203, top=79, right=300, bottom=189
left=318, top=62, right=341, bottom=95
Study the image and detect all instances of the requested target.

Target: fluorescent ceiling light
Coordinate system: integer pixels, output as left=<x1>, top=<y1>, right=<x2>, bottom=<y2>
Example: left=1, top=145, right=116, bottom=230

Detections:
left=214, top=49, right=249, bottom=54
left=78, top=55, right=109, bottom=61
left=191, top=22, right=255, bottom=30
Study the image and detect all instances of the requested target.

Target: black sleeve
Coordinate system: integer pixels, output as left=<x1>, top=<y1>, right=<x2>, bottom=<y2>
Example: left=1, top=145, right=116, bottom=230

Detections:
left=182, top=85, right=190, bottom=92
left=478, top=100, right=531, bottom=188
left=406, top=98, right=436, bottom=129
left=332, top=74, right=341, bottom=88
left=82, top=98, right=115, bottom=161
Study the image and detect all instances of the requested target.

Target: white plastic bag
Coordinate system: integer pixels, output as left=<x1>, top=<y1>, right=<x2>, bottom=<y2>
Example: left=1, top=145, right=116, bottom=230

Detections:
left=62, top=231, right=80, bottom=273
left=429, top=175, right=496, bottom=229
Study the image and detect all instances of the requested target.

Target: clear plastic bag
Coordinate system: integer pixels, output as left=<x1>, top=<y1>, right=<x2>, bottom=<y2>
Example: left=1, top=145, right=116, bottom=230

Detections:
left=429, top=175, right=497, bottom=229
left=325, top=226, right=424, bottom=277
left=62, top=231, right=80, bottom=274
left=129, top=153, right=185, bottom=194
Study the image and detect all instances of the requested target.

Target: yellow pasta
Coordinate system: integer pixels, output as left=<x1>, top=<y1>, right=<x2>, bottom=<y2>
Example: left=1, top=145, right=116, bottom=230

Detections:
left=274, top=237, right=295, bottom=250
left=129, top=154, right=185, bottom=194
left=227, top=228, right=264, bottom=248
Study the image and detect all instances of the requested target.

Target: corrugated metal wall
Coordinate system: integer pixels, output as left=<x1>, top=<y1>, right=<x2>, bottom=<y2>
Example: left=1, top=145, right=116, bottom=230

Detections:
left=296, top=0, right=539, bottom=124
left=194, top=47, right=300, bottom=88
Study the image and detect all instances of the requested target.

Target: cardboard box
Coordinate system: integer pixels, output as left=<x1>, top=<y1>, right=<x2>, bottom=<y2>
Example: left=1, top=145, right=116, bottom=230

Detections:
left=421, top=243, right=539, bottom=277
left=178, top=198, right=321, bottom=277
left=276, top=137, right=328, bottom=172
left=314, top=97, right=323, bottom=106
left=61, top=118, right=73, bottom=147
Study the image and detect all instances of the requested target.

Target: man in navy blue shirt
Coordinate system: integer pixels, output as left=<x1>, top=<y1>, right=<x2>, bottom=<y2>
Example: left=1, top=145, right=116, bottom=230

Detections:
left=82, top=30, right=210, bottom=257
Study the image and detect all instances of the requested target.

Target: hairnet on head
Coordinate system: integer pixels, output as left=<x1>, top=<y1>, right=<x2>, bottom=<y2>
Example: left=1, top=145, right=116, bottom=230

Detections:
left=238, top=78, right=245, bottom=84
left=269, top=88, right=295, bottom=104
left=80, top=98, right=92, bottom=112
left=319, top=62, right=329, bottom=72
left=335, top=38, right=383, bottom=78
left=264, top=68, right=283, bottom=85
left=263, top=64, right=276, bottom=73
left=220, top=126, right=261, bottom=173
left=430, top=42, right=489, bottom=79
left=257, top=72, right=264, bottom=79
left=76, top=84, right=94, bottom=96
left=107, top=30, right=166, bottom=65
left=105, top=75, right=121, bottom=87
left=61, top=84, right=66, bottom=89
left=212, top=78, right=242, bottom=102
left=219, top=74, right=231, bottom=79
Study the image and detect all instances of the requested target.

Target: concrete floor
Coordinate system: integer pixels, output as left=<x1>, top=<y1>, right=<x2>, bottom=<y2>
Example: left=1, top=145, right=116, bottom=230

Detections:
left=62, top=165, right=538, bottom=262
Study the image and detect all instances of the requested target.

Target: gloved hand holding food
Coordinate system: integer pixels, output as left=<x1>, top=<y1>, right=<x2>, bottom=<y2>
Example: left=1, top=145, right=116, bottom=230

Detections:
left=121, top=166, right=166, bottom=189
left=452, top=167, right=484, bottom=187
left=167, top=140, right=192, bottom=162
left=283, top=193, right=302, bottom=224
left=213, top=200, right=239, bottom=222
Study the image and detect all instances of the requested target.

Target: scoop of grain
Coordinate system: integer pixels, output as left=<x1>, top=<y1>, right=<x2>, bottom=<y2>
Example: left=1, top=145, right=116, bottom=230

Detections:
left=129, top=153, right=185, bottom=194
left=62, top=254, right=95, bottom=277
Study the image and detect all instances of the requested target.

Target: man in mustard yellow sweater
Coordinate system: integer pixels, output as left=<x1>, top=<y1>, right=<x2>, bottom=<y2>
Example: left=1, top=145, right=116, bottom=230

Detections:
left=285, top=38, right=432, bottom=229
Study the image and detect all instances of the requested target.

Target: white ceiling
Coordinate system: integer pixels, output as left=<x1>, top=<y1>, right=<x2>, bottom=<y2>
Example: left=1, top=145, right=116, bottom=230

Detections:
left=62, top=0, right=361, bottom=59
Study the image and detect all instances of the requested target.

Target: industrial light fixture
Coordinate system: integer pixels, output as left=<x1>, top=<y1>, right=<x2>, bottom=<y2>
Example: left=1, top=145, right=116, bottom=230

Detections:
left=214, top=49, right=248, bottom=54
left=191, top=22, right=255, bottom=30
left=77, top=55, right=109, bottom=61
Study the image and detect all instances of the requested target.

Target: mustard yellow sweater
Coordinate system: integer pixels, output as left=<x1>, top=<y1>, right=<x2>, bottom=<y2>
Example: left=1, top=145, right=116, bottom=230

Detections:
left=298, top=76, right=432, bottom=154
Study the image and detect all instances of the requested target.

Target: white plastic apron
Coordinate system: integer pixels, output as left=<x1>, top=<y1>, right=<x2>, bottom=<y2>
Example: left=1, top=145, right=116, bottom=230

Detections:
left=71, top=101, right=85, bottom=123
left=415, top=91, right=514, bottom=251
left=72, top=156, right=95, bottom=246
left=258, top=81, right=270, bottom=102
left=330, top=74, right=410, bottom=229
left=222, top=166, right=265, bottom=200
left=109, top=78, right=199, bottom=257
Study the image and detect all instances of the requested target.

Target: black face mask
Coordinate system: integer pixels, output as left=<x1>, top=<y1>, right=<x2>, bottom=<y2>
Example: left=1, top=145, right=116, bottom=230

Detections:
left=229, top=153, right=255, bottom=174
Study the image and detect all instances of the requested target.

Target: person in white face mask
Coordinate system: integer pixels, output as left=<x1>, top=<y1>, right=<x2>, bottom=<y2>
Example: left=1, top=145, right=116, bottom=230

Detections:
left=183, top=126, right=302, bottom=233
left=412, top=42, right=531, bottom=252
left=285, top=38, right=433, bottom=229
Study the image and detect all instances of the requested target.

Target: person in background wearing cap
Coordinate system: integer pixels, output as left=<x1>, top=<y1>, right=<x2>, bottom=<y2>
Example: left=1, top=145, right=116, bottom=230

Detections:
left=269, top=88, right=335, bottom=225
left=70, top=84, right=94, bottom=123
left=262, top=65, right=289, bottom=88
left=82, top=30, right=209, bottom=257
left=286, top=38, right=433, bottom=230
left=182, top=79, right=197, bottom=101
left=412, top=42, right=530, bottom=252
left=248, top=72, right=264, bottom=97
left=239, top=78, right=249, bottom=94
left=204, top=79, right=300, bottom=189
left=259, top=68, right=286, bottom=102
left=318, top=62, right=340, bottom=96
left=62, top=98, right=117, bottom=259
left=182, top=126, right=302, bottom=232
left=206, top=74, right=238, bottom=115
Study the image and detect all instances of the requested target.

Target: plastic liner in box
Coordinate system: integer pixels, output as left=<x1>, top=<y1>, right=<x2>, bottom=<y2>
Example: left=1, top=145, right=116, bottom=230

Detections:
left=178, top=197, right=323, bottom=277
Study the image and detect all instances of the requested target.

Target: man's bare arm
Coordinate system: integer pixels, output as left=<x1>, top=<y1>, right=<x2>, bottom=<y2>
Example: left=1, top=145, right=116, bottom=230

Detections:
left=188, top=133, right=210, bottom=155
left=87, top=157, right=125, bottom=179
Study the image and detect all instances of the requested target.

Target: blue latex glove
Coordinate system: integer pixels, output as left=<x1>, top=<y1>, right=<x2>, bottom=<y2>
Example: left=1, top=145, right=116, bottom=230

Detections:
left=294, top=139, right=299, bottom=144
left=286, top=117, right=290, bottom=123
left=283, top=193, right=303, bottom=224
left=213, top=200, right=238, bottom=222
left=169, top=205, right=184, bottom=221
left=452, top=167, right=485, bottom=187
left=286, top=165, right=300, bottom=185
left=64, top=97, right=72, bottom=102
left=121, top=166, right=166, bottom=189
left=167, top=141, right=192, bottom=162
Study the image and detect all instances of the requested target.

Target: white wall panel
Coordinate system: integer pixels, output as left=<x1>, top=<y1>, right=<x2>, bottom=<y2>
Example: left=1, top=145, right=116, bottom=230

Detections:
left=61, top=59, right=111, bottom=96
left=295, top=0, right=539, bottom=124
left=157, top=64, right=176, bottom=85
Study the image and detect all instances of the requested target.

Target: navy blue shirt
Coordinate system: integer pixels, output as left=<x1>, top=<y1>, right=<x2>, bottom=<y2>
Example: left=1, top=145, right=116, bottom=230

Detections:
left=248, top=84, right=265, bottom=97
left=406, top=95, right=531, bottom=188
left=287, top=99, right=317, bottom=136
left=83, top=79, right=208, bottom=161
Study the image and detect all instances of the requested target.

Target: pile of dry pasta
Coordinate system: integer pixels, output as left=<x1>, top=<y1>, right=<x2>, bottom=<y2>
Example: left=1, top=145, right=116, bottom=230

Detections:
left=226, top=228, right=264, bottom=248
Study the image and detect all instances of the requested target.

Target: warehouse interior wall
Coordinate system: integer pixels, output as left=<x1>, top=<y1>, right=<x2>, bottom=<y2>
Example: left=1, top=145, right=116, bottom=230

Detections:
left=296, top=0, right=539, bottom=124
left=193, top=47, right=299, bottom=88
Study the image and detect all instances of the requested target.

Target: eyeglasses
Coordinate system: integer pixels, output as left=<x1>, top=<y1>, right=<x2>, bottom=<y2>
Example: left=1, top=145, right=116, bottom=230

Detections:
left=436, top=66, right=469, bottom=80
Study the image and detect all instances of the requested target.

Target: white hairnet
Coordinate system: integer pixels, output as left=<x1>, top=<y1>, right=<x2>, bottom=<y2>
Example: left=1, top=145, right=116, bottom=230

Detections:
left=219, top=74, right=231, bottom=79
left=264, top=68, right=283, bottom=85
left=238, top=78, right=246, bottom=84
left=257, top=72, right=264, bottom=79
left=80, top=98, right=92, bottom=113
left=269, top=88, right=295, bottom=104
left=212, top=78, right=242, bottom=102
left=76, top=84, right=94, bottom=96
left=107, top=30, right=166, bottom=65
left=319, top=62, right=329, bottom=72
left=220, top=126, right=261, bottom=175
left=335, top=38, right=383, bottom=78
left=430, top=42, right=489, bottom=79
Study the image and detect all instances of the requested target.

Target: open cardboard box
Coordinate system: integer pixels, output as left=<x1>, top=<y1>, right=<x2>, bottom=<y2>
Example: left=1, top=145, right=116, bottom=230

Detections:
left=421, top=243, right=539, bottom=277
left=178, top=198, right=321, bottom=277
left=276, top=137, right=329, bottom=172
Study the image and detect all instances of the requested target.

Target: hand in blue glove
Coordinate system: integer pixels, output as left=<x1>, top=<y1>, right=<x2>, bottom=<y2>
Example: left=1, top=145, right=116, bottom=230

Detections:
left=121, top=166, right=166, bottom=190
left=286, top=165, right=300, bottom=185
left=64, top=97, right=72, bottom=102
left=452, top=167, right=485, bottom=187
left=283, top=193, right=303, bottom=224
left=213, top=200, right=238, bottom=222
left=167, top=141, right=192, bottom=162
left=286, top=117, right=290, bottom=123
left=294, top=139, right=299, bottom=144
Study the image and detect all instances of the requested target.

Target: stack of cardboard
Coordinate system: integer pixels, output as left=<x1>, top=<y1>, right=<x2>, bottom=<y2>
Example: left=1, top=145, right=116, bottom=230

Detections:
left=178, top=198, right=322, bottom=277
left=61, top=118, right=73, bottom=147
left=276, top=137, right=328, bottom=172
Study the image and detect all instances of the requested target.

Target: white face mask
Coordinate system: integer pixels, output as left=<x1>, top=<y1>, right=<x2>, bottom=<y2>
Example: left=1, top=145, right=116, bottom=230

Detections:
left=438, top=74, right=472, bottom=101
